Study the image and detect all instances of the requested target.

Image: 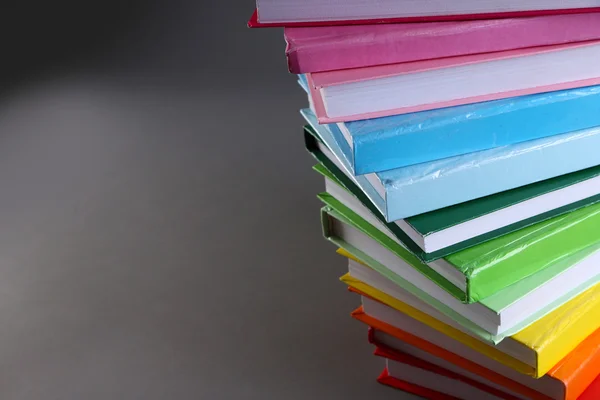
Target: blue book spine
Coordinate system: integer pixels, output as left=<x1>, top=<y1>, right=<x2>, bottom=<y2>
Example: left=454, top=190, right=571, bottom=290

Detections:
left=343, top=86, right=600, bottom=175
left=301, top=109, right=387, bottom=215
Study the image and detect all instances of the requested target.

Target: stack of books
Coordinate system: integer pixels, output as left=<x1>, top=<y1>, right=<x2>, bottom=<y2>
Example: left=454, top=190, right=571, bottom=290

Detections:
left=250, top=3, right=600, bottom=399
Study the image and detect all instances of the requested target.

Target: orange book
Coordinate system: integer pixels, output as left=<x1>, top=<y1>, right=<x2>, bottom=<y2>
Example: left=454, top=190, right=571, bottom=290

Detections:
left=353, top=306, right=600, bottom=400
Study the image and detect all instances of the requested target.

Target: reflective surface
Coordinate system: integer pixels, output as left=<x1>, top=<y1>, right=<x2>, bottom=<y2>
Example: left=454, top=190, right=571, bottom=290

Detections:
left=0, top=1, right=411, bottom=399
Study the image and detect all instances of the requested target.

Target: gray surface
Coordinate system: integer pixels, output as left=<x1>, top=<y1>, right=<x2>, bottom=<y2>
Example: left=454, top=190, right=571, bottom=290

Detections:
left=0, top=2, right=416, bottom=399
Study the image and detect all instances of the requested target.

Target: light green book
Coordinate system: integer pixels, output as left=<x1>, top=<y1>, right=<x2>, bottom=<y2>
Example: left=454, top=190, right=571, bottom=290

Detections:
left=321, top=197, right=600, bottom=343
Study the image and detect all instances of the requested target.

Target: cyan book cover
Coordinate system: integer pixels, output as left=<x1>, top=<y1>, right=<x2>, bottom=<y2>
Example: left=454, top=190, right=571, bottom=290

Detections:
left=306, top=125, right=600, bottom=261
left=338, top=86, right=600, bottom=174
left=301, top=108, right=600, bottom=221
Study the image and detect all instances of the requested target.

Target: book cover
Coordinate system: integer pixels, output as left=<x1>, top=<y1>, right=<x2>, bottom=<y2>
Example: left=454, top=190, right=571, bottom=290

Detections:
left=285, top=13, right=600, bottom=73
left=303, top=108, right=600, bottom=221
left=376, top=367, right=460, bottom=400
left=334, top=86, right=600, bottom=174
left=308, top=134, right=600, bottom=261
left=307, top=41, right=600, bottom=123
left=345, top=276, right=600, bottom=378
left=444, top=201, right=600, bottom=302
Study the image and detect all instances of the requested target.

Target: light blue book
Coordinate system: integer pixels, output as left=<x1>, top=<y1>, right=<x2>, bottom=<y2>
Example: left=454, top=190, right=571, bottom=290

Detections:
left=302, top=108, right=600, bottom=221
left=298, top=75, right=600, bottom=175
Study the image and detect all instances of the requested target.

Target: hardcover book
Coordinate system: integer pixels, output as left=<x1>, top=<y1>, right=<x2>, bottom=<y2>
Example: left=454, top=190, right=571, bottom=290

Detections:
left=375, top=347, right=516, bottom=399
left=337, top=248, right=600, bottom=341
left=305, top=41, right=600, bottom=123
left=322, top=198, right=600, bottom=305
left=377, top=364, right=501, bottom=400
left=322, top=86, right=600, bottom=174
left=378, top=368, right=600, bottom=400
left=366, top=324, right=600, bottom=400
left=344, top=277, right=600, bottom=378
left=303, top=108, right=600, bottom=221
left=249, top=2, right=600, bottom=27
left=286, top=13, right=600, bottom=73
left=309, top=136, right=600, bottom=260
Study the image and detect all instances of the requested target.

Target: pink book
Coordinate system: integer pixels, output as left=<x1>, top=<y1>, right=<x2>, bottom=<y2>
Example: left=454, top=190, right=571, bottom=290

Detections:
left=286, top=12, right=600, bottom=74
left=307, top=40, right=600, bottom=123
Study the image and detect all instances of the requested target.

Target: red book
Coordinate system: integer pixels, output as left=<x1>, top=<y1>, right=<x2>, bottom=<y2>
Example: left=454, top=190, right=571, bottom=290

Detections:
left=249, top=5, right=600, bottom=28
left=375, top=346, right=521, bottom=400
left=580, top=376, right=600, bottom=400
left=378, top=353, right=600, bottom=400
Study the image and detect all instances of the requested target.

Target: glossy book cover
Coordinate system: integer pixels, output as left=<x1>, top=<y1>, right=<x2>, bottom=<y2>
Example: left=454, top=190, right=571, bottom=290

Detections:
left=302, top=108, right=600, bottom=221
left=335, top=86, right=600, bottom=174
left=285, top=13, right=600, bottom=73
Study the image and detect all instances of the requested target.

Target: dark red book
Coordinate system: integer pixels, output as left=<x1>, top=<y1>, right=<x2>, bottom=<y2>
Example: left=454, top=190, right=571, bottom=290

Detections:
left=248, top=5, right=600, bottom=28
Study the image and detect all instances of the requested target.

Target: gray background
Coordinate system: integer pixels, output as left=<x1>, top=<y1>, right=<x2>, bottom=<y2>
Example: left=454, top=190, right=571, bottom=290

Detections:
left=0, top=2, right=414, bottom=399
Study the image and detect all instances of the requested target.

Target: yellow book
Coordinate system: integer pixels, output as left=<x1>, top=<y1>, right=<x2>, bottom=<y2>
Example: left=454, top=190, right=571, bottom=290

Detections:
left=338, top=249, right=600, bottom=378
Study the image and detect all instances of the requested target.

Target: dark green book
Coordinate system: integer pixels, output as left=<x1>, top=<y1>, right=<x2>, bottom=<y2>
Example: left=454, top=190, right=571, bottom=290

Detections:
left=305, top=125, right=600, bottom=261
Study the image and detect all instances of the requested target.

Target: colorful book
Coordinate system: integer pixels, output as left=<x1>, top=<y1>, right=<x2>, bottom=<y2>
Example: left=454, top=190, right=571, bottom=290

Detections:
left=345, top=276, right=600, bottom=378
left=339, top=244, right=600, bottom=350
left=324, top=86, right=600, bottom=174
left=338, top=247, right=600, bottom=341
left=377, top=364, right=501, bottom=400
left=285, top=13, right=600, bottom=73
left=305, top=41, right=600, bottom=123
left=249, top=3, right=600, bottom=27
left=308, top=129, right=600, bottom=261
left=364, top=319, right=600, bottom=400
left=375, top=347, right=518, bottom=400
left=323, top=196, right=600, bottom=305
left=303, top=108, right=600, bottom=221
left=378, top=368, right=600, bottom=400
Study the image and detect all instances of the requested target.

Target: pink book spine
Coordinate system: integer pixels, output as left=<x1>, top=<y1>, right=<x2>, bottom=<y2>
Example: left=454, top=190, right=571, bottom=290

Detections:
left=286, top=12, right=600, bottom=74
